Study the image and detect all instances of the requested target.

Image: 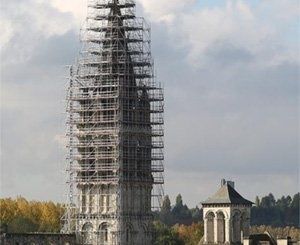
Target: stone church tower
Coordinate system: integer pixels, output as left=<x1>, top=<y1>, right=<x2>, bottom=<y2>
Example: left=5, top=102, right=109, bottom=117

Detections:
left=62, top=0, right=164, bottom=244
left=202, top=180, right=253, bottom=244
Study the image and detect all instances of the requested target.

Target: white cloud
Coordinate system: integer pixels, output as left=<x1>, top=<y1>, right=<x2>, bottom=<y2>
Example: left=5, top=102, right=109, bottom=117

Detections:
left=159, top=0, right=297, bottom=68
left=50, top=0, right=88, bottom=26
left=0, top=18, right=14, bottom=49
left=54, top=134, right=67, bottom=150
left=1, top=0, right=76, bottom=67
left=137, top=0, right=196, bottom=22
left=48, top=0, right=196, bottom=24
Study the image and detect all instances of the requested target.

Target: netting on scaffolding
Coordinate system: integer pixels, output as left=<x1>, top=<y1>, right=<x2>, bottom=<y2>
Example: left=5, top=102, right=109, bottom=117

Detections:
left=62, top=0, right=164, bottom=244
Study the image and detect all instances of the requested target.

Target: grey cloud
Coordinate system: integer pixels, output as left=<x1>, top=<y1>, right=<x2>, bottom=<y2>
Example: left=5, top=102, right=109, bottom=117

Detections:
left=1, top=0, right=77, bottom=201
left=153, top=19, right=298, bottom=204
left=30, top=31, right=80, bottom=67
left=204, top=41, right=254, bottom=66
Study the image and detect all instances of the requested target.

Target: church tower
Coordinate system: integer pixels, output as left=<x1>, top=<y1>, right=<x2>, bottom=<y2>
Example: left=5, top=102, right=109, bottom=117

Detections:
left=202, top=180, right=253, bottom=244
left=62, top=0, right=164, bottom=244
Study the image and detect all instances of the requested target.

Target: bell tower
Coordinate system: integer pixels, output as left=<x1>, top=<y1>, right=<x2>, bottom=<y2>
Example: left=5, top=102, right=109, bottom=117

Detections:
left=202, top=180, right=253, bottom=244
left=62, top=0, right=164, bottom=244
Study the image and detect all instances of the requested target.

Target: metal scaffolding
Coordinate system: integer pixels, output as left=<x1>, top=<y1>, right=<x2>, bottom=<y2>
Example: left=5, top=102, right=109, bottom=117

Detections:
left=62, top=0, right=164, bottom=244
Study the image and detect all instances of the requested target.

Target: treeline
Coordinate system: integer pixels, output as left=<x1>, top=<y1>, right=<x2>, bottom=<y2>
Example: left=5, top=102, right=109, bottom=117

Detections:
left=153, top=193, right=300, bottom=244
left=0, top=197, right=63, bottom=233
left=0, top=192, right=299, bottom=236
left=154, top=221, right=203, bottom=245
left=156, top=194, right=202, bottom=226
left=153, top=223, right=300, bottom=245
left=252, top=193, right=299, bottom=226
left=153, top=194, right=204, bottom=244
left=156, top=193, right=300, bottom=227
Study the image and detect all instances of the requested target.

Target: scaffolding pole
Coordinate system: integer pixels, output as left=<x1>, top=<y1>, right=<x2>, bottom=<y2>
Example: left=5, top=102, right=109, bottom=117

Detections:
left=62, top=1, right=164, bottom=244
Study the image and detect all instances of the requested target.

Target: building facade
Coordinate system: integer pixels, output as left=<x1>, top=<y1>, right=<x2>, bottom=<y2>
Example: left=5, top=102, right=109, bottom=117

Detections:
left=202, top=180, right=253, bottom=245
left=62, top=0, right=164, bottom=244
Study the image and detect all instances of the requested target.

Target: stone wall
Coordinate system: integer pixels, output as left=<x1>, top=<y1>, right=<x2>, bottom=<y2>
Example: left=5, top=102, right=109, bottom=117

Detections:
left=0, top=233, right=77, bottom=245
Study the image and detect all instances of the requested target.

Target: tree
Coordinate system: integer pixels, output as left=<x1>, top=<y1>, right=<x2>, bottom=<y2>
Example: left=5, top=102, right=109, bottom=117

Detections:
left=172, top=195, right=192, bottom=225
left=0, top=198, right=17, bottom=225
left=175, top=222, right=204, bottom=245
left=153, top=221, right=184, bottom=245
left=175, top=194, right=183, bottom=208
left=286, top=195, right=292, bottom=207
left=161, top=196, right=171, bottom=213
left=190, top=206, right=202, bottom=221
left=251, top=193, right=299, bottom=227
left=290, top=193, right=299, bottom=209
left=268, top=193, right=276, bottom=207
left=255, top=196, right=260, bottom=207
left=160, top=196, right=173, bottom=225
left=287, top=193, right=300, bottom=225
left=260, top=193, right=275, bottom=208
left=9, top=216, right=38, bottom=233
left=0, top=197, right=63, bottom=233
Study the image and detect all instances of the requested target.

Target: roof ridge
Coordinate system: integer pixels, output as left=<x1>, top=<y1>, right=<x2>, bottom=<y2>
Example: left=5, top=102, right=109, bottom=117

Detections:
left=202, top=182, right=253, bottom=205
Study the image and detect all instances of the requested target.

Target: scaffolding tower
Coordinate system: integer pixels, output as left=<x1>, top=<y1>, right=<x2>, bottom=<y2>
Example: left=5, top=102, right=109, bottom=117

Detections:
left=62, top=0, right=164, bottom=244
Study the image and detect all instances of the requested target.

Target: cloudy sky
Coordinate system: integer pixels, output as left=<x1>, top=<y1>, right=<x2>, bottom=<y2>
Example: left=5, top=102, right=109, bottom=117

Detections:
left=1, top=0, right=299, bottom=207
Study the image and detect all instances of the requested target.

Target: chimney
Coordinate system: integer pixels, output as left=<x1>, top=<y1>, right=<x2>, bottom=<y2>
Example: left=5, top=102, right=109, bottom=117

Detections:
left=221, top=179, right=226, bottom=186
left=221, top=179, right=235, bottom=189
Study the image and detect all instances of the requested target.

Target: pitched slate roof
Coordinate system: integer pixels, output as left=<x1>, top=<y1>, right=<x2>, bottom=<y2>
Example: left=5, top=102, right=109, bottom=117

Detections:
left=202, top=183, right=253, bottom=205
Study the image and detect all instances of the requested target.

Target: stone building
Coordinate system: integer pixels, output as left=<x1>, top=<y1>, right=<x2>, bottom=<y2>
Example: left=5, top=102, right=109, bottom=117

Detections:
left=62, top=0, right=164, bottom=244
left=202, top=179, right=253, bottom=244
left=244, top=233, right=299, bottom=245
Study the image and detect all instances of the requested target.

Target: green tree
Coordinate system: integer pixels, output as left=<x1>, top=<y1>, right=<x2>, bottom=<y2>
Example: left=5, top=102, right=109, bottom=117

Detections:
left=175, top=194, right=183, bottom=208
left=161, top=195, right=171, bottom=213
left=251, top=193, right=299, bottom=226
left=8, top=216, right=38, bottom=233
left=255, top=196, right=260, bottom=207
left=160, top=196, right=173, bottom=225
left=172, top=194, right=192, bottom=225
left=260, top=193, right=275, bottom=208
left=153, top=221, right=184, bottom=245
left=190, top=206, right=202, bottom=221
left=290, top=193, right=299, bottom=209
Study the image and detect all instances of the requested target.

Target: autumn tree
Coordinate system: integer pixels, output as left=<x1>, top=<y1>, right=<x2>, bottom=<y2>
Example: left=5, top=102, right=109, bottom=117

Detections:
left=153, top=221, right=184, bottom=245
left=175, top=222, right=204, bottom=245
left=0, top=197, right=63, bottom=233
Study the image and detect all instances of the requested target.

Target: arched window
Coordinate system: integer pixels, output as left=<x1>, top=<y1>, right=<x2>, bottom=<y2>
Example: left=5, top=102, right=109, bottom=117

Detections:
left=206, top=212, right=215, bottom=243
left=232, top=211, right=241, bottom=243
left=82, top=223, right=94, bottom=245
left=125, top=223, right=134, bottom=245
left=241, top=212, right=250, bottom=237
left=217, top=212, right=225, bottom=243
left=98, top=223, right=109, bottom=245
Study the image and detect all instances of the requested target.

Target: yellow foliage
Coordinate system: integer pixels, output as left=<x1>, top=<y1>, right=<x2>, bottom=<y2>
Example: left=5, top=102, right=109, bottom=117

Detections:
left=0, top=197, right=64, bottom=233
left=174, top=222, right=204, bottom=245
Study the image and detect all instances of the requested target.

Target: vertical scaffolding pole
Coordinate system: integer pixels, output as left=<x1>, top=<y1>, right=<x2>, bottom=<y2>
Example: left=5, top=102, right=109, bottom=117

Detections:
left=62, top=1, right=164, bottom=244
